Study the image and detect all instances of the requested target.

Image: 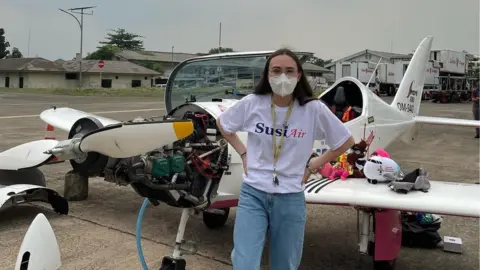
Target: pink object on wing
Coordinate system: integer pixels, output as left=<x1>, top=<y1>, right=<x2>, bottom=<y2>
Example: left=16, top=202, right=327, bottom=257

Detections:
left=319, top=163, right=333, bottom=178
left=372, top=148, right=390, bottom=158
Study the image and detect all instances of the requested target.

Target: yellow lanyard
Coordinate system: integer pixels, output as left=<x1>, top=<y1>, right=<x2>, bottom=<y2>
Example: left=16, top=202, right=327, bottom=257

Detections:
left=271, top=95, right=294, bottom=185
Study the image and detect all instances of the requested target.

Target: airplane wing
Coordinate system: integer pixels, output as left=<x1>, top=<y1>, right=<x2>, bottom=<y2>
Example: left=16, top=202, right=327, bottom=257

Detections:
left=40, top=107, right=120, bottom=132
left=0, top=184, right=68, bottom=215
left=415, top=116, right=480, bottom=128
left=304, top=177, right=480, bottom=218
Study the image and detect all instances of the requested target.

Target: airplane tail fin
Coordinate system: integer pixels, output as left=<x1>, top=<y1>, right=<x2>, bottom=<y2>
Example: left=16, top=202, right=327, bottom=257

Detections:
left=391, top=36, right=433, bottom=118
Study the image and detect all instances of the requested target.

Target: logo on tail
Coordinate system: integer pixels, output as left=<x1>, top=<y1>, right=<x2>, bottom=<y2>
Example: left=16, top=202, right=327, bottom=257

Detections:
left=406, top=81, right=418, bottom=99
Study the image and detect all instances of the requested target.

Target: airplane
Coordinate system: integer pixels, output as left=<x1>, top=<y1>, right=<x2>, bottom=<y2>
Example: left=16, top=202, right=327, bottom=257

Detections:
left=2, top=35, right=480, bottom=270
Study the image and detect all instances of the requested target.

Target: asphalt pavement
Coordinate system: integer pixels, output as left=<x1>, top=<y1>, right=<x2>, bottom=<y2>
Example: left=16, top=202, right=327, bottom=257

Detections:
left=0, top=92, right=478, bottom=270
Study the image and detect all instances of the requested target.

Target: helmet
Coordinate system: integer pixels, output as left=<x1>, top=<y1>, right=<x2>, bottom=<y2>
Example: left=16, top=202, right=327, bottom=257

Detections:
left=363, top=156, right=403, bottom=183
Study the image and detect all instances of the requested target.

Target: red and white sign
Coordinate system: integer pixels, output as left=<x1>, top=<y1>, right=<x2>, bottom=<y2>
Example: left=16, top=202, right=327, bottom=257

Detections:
left=98, top=60, right=104, bottom=68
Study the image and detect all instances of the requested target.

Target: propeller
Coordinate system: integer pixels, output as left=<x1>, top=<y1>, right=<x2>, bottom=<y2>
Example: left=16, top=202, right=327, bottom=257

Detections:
left=79, top=120, right=194, bottom=158
left=47, top=119, right=195, bottom=159
left=0, top=120, right=194, bottom=172
left=0, top=140, right=59, bottom=171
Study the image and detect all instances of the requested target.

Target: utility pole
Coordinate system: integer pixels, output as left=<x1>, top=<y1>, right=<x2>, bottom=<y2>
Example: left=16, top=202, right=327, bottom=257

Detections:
left=218, top=22, right=222, bottom=49
left=27, top=27, right=31, bottom=57
left=59, top=6, right=96, bottom=89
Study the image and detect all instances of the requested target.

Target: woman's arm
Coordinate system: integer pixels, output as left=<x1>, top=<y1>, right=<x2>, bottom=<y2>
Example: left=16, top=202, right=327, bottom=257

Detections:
left=303, top=101, right=356, bottom=181
left=308, top=136, right=355, bottom=170
left=216, top=118, right=247, bottom=155
left=215, top=95, right=254, bottom=156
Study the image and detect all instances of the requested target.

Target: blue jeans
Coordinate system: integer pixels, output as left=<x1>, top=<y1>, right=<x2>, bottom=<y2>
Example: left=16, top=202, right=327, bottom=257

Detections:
left=231, top=183, right=306, bottom=270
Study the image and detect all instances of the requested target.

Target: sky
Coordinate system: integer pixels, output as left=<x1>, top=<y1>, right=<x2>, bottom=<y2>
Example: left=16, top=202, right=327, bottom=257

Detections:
left=1, top=0, right=479, bottom=61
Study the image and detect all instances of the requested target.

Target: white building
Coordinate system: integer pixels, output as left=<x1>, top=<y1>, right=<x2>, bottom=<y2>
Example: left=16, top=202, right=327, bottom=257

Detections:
left=0, top=58, right=160, bottom=89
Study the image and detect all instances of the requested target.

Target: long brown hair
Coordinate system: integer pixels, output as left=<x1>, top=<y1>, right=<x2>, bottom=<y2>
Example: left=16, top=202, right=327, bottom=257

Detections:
left=253, top=48, right=317, bottom=106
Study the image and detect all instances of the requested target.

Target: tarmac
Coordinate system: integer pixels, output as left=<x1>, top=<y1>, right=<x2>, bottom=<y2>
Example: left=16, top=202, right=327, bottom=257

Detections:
left=0, top=92, right=478, bottom=270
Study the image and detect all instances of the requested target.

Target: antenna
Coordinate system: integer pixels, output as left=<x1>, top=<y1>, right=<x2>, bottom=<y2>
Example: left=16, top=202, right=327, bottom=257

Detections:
left=366, top=57, right=383, bottom=87
left=27, top=27, right=31, bottom=57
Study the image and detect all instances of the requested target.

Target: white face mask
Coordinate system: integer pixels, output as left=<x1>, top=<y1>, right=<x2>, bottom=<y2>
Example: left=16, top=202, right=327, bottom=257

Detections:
left=269, top=73, right=298, bottom=97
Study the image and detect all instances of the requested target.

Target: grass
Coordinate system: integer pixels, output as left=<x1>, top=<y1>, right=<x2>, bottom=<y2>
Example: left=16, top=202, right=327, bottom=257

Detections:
left=0, top=87, right=166, bottom=97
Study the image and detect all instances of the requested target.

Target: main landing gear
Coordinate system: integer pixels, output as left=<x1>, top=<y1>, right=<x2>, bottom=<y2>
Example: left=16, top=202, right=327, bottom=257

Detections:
left=159, top=207, right=230, bottom=270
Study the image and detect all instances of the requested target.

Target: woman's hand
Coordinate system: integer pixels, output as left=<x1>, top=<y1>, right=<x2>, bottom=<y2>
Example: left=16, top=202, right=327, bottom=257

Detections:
left=302, top=168, right=312, bottom=184
left=242, top=154, right=248, bottom=176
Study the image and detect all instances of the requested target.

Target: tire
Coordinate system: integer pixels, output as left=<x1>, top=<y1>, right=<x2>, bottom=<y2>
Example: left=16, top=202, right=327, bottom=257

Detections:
left=203, top=208, right=230, bottom=229
left=68, top=117, right=109, bottom=177
left=388, top=86, right=394, bottom=96
left=373, top=259, right=397, bottom=270
left=441, top=95, right=448, bottom=103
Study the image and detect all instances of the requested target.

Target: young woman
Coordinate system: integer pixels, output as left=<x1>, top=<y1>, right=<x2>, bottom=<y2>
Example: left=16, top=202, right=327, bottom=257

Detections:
left=216, top=48, right=355, bottom=270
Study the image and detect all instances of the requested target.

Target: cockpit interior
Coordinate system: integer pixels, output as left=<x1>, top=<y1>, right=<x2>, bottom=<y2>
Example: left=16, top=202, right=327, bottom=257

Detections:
left=319, top=80, right=364, bottom=122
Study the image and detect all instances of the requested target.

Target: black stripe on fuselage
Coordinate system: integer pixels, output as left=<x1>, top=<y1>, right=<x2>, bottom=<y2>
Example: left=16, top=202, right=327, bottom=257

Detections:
left=312, top=179, right=338, bottom=193
left=306, top=178, right=329, bottom=193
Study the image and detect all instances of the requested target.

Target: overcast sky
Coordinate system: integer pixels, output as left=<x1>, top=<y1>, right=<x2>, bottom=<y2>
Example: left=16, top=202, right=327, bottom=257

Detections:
left=1, top=0, right=479, bottom=61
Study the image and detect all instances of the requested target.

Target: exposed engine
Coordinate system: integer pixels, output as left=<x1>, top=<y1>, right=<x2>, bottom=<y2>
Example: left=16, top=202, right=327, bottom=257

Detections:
left=69, top=104, right=230, bottom=209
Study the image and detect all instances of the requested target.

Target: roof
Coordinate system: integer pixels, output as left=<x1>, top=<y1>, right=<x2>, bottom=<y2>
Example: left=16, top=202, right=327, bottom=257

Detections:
left=115, top=50, right=197, bottom=63
left=324, top=49, right=412, bottom=68
left=115, top=50, right=318, bottom=65
left=62, top=60, right=160, bottom=75
left=54, top=59, right=66, bottom=64
left=302, top=62, right=332, bottom=73
left=0, top=58, right=160, bottom=75
left=0, top=58, right=64, bottom=72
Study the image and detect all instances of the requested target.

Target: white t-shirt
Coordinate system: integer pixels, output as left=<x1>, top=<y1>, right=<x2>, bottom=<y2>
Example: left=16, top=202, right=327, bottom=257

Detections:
left=218, top=94, right=352, bottom=194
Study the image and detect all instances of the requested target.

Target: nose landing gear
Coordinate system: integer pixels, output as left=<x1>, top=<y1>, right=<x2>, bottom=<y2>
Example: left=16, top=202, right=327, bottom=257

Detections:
left=159, top=208, right=193, bottom=270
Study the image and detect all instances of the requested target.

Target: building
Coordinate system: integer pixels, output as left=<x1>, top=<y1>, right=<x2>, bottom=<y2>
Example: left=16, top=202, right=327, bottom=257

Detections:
left=114, top=50, right=198, bottom=79
left=325, top=50, right=412, bottom=75
left=0, top=58, right=160, bottom=89
left=302, top=62, right=332, bottom=77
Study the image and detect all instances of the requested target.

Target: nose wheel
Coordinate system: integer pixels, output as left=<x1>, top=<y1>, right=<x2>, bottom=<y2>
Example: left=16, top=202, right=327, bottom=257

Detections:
left=159, top=257, right=186, bottom=270
left=202, top=208, right=230, bottom=229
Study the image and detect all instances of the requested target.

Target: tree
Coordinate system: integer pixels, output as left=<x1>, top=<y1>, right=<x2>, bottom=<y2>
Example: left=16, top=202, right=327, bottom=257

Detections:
left=9, top=47, right=23, bottom=58
left=131, top=60, right=163, bottom=73
left=0, top=28, right=11, bottom=59
left=208, top=47, right=234, bottom=55
left=306, top=56, right=332, bottom=67
left=85, top=28, right=144, bottom=60
left=98, top=28, right=144, bottom=51
left=85, top=44, right=121, bottom=60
